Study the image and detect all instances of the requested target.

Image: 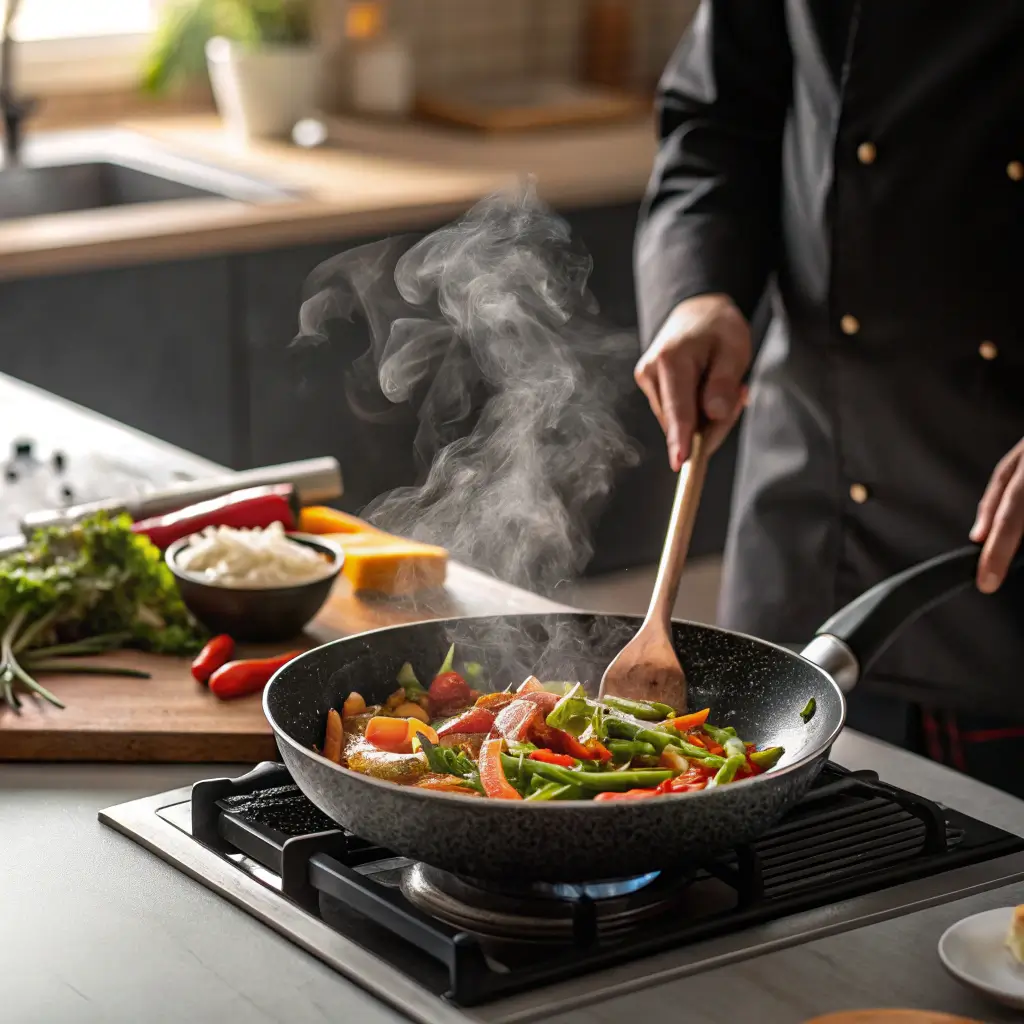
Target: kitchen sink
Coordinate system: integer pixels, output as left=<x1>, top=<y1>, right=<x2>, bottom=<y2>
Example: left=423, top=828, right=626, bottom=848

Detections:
left=0, top=129, right=299, bottom=221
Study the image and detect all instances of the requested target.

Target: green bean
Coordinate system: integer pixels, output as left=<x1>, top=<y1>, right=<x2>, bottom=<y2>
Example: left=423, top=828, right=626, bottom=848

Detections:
left=499, top=754, right=671, bottom=792
left=525, top=781, right=580, bottom=801
left=708, top=753, right=746, bottom=787
left=602, top=696, right=677, bottom=720
left=749, top=746, right=785, bottom=770
left=606, top=717, right=726, bottom=767
left=800, top=698, right=817, bottom=723
left=703, top=723, right=740, bottom=745
left=606, top=739, right=658, bottom=760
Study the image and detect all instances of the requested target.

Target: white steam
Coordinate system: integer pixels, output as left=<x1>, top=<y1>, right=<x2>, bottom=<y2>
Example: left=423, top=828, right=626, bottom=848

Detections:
left=295, top=184, right=638, bottom=595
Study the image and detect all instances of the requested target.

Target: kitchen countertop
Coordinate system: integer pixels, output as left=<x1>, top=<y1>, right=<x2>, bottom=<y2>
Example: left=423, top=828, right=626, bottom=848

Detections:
left=0, top=114, right=655, bottom=282
left=3, top=733, right=1024, bottom=1023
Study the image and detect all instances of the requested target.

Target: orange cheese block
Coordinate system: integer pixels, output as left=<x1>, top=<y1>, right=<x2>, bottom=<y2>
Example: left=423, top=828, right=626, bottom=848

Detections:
left=337, top=536, right=448, bottom=596
left=299, top=506, right=384, bottom=536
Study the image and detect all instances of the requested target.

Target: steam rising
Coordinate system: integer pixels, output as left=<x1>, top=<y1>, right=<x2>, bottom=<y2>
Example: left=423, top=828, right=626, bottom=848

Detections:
left=295, top=184, right=638, bottom=596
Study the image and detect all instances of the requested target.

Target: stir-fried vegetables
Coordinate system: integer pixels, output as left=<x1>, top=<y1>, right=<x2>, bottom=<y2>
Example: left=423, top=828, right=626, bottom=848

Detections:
left=316, top=647, right=785, bottom=802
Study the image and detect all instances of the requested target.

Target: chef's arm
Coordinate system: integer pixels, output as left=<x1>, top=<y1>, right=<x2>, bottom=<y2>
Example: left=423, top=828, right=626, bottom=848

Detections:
left=634, top=0, right=793, bottom=349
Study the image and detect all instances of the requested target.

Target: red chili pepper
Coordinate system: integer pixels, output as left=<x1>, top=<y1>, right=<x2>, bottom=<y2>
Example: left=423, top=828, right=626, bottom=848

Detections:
left=190, top=634, right=235, bottom=684
left=529, top=749, right=578, bottom=767
left=593, top=789, right=661, bottom=802
left=479, top=737, right=522, bottom=800
left=428, top=671, right=472, bottom=709
left=208, top=650, right=303, bottom=701
left=132, top=484, right=298, bottom=551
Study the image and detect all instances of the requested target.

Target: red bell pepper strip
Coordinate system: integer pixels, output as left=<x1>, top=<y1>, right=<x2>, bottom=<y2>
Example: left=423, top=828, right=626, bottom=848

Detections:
left=531, top=723, right=593, bottom=760
left=493, top=693, right=560, bottom=742
left=479, top=737, right=522, bottom=800
left=436, top=706, right=496, bottom=737
left=593, top=789, right=661, bottom=802
left=132, top=484, right=298, bottom=551
left=529, top=749, right=578, bottom=767
left=190, top=634, right=235, bottom=684
left=429, top=671, right=472, bottom=708
left=208, top=650, right=303, bottom=700
left=585, top=738, right=613, bottom=763
left=669, top=708, right=711, bottom=732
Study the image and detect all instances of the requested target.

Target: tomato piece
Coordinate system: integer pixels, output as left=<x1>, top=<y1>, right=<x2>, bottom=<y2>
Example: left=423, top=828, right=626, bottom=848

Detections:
left=479, top=737, right=522, bottom=800
left=517, top=677, right=545, bottom=693
left=436, top=706, right=496, bottom=737
left=429, top=672, right=472, bottom=708
left=670, top=708, right=710, bottom=731
left=529, top=749, right=577, bottom=767
left=365, top=716, right=416, bottom=753
left=593, top=789, right=661, bottom=802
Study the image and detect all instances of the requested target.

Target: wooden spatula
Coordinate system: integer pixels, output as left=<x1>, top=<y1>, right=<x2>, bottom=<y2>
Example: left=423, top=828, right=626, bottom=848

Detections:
left=598, top=429, right=710, bottom=711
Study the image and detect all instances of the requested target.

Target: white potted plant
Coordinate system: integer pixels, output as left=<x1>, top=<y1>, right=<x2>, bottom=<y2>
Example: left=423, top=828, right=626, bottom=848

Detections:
left=142, top=0, right=318, bottom=141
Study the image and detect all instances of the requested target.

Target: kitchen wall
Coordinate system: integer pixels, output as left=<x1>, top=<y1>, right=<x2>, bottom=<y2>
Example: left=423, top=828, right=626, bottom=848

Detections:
left=320, top=0, right=701, bottom=100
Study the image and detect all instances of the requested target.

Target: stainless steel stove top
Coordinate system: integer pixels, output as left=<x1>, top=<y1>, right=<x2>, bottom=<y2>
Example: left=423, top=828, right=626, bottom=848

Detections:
left=99, top=765, right=1024, bottom=1024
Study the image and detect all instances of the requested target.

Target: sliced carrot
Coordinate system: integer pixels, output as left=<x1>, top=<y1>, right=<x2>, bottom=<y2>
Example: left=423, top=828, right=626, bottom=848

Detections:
left=670, top=708, right=711, bottom=731
left=479, top=737, right=522, bottom=800
left=324, top=709, right=344, bottom=763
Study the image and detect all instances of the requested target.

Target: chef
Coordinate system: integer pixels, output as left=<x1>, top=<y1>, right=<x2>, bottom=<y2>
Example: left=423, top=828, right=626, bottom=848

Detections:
left=634, top=1, right=1024, bottom=796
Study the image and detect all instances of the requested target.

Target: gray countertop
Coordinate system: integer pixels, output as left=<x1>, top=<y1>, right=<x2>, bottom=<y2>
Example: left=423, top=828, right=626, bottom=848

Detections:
left=3, top=732, right=1023, bottom=1024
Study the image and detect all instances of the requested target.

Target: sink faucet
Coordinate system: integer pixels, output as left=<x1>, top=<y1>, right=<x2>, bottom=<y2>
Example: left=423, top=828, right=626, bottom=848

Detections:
left=1, top=0, right=34, bottom=167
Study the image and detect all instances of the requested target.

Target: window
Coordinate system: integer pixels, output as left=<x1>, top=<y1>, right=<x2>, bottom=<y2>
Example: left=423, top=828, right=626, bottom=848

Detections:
left=10, top=0, right=160, bottom=93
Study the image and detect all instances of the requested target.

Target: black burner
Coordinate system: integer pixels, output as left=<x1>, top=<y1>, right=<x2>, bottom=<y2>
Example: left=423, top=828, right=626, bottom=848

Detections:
left=401, top=864, right=692, bottom=942
left=186, top=761, right=1024, bottom=1007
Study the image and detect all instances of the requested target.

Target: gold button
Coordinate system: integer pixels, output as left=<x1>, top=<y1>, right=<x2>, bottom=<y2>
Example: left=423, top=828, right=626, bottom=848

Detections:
left=857, top=142, right=877, bottom=165
left=979, top=340, right=998, bottom=361
left=1008, top=161, right=1024, bottom=182
left=849, top=483, right=869, bottom=504
left=840, top=314, right=860, bottom=336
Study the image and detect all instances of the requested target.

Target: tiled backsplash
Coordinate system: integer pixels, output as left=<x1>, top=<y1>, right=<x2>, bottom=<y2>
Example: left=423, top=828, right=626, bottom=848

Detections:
left=320, top=0, right=700, bottom=102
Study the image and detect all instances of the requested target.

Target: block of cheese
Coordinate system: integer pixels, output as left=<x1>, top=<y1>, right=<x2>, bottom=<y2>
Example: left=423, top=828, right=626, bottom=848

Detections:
left=333, top=532, right=448, bottom=596
left=299, top=506, right=384, bottom=536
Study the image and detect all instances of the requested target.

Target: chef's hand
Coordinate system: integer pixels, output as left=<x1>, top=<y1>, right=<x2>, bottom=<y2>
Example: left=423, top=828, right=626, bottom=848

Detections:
left=634, top=293, right=751, bottom=471
left=971, top=438, right=1024, bottom=593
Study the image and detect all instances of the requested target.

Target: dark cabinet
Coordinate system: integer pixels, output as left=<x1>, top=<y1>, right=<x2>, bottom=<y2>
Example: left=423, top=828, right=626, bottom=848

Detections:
left=0, top=199, right=738, bottom=578
left=0, top=256, right=237, bottom=465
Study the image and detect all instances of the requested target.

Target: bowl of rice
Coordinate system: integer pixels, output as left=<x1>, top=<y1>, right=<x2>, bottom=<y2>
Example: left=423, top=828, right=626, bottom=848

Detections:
left=166, top=523, right=344, bottom=642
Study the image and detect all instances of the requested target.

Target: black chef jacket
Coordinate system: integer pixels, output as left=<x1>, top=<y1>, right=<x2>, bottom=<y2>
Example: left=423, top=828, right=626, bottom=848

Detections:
left=635, top=1, right=1024, bottom=720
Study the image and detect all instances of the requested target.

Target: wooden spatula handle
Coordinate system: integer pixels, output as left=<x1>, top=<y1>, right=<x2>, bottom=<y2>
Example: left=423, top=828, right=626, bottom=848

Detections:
left=646, top=430, right=710, bottom=630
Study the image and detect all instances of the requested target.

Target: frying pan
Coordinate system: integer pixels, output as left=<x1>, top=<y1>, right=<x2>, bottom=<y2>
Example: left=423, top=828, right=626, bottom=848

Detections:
left=265, top=545, right=1014, bottom=882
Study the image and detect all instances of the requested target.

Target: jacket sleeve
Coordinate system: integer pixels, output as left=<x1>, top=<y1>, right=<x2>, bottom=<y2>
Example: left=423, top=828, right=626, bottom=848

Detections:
left=634, top=0, right=792, bottom=349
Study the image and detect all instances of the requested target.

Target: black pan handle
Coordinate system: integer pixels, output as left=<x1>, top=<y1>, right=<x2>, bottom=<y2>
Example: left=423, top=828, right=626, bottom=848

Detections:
left=800, top=544, right=1024, bottom=693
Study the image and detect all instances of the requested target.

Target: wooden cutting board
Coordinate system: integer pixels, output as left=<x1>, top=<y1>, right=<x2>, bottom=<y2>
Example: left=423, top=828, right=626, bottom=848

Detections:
left=0, top=552, right=564, bottom=763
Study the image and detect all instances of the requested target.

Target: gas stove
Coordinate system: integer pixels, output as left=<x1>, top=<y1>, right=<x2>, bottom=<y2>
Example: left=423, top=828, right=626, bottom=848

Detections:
left=100, top=761, right=1024, bottom=1023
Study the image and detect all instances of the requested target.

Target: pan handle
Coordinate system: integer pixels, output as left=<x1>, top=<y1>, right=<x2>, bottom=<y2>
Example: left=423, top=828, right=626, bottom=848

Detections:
left=799, top=544, right=1024, bottom=693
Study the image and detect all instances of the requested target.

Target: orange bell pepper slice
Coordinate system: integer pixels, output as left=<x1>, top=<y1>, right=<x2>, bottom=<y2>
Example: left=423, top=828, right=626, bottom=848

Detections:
left=366, top=716, right=438, bottom=754
left=593, top=788, right=661, bottom=802
left=479, top=737, right=522, bottom=800
left=670, top=708, right=711, bottom=732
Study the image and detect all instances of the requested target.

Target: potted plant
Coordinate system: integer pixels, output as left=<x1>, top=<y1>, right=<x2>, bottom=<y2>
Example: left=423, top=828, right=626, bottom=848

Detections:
left=142, top=0, right=318, bottom=141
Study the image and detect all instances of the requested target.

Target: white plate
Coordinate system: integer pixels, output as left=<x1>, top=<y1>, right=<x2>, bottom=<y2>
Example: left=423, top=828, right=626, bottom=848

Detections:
left=938, top=907, right=1024, bottom=1010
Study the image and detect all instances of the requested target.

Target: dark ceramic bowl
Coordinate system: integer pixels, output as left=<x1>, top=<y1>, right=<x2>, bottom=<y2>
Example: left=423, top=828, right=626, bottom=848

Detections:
left=165, top=532, right=343, bottom=643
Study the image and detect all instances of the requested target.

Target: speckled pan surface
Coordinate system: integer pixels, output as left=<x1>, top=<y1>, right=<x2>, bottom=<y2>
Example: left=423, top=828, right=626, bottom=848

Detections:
left=265, top=613, right=844, bottom=882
